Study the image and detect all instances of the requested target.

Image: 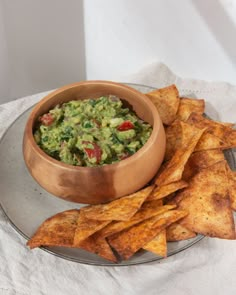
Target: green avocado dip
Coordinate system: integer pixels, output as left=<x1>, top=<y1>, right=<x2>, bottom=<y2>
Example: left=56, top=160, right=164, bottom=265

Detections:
left=34, top=96, right=153, bottom=167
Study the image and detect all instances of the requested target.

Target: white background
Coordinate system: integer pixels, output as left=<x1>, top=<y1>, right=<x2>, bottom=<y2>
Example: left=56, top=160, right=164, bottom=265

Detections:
left=0, top=0, right=236, bottom=104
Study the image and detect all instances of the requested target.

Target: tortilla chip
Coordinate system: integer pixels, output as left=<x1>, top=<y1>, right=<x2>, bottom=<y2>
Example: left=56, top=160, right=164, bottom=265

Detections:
left=226, top=166, right=236, bottom=211
left=163, top=193, right=177, bottom=205
left=98, top=203, right=175, bottom=238
left=216, top=121, right=234, bottom=127
left=79, top=234, right=117, bottom=263
left=73, top=212, right=110, bottom=246
left=108, top=209, right=188, bottom=260
left=165, top=119, right=229, bottom=159
left=155, top=126, right=206, bottom=186
left=143, top=230, right=167, bottom=257
left=194, top=133, right=229, bottom=152
left=81, top=185, right=154, bottom=221
left=226, top=129, right=236, bottom=147
left=147, top=180, right=188, bottom=201
left=166, top=223, right=196, bottom=241
left=230, top=172, right=236, bottom=211
left=187, top=113, right=234, bottom=131
left=176, top=161, right=235, bottom=239
left=176, top=97, right=205, bottom=121
left=183, top=149, right=225, bottom=181
left=164, top=120, right=183, bottom=161
left=142, top=199, right=164, bottom=208
left=187, top=113, right=236, bottom=148
left=27, top=209, right=79, bottom=249
left=164, top=120, right=207, bottom=161
left=152, top=161, right=169, bottom=182
left=146, top=85, right=180, bottom=125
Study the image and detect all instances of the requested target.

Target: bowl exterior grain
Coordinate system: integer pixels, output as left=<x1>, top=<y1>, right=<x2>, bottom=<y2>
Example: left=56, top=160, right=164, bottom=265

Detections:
left=23, top=81, right=166, bottom=204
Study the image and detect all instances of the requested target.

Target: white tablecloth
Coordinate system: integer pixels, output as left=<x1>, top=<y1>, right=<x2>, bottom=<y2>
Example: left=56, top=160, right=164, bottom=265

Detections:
left=0, top=63, right=235, bottom=295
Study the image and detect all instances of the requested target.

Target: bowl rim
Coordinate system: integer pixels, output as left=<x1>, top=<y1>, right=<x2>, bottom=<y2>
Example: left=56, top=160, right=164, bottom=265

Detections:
left=24, top=80, right=163, bottom=172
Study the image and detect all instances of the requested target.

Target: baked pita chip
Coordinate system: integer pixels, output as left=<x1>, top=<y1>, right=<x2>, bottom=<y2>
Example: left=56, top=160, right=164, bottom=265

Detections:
left=108, top=209, right=188, bottom=260
left=147, top=180, right=188, bottom=201
left=27, top=209, right=79, bottom=249
left=163, top=193, right=177, bottom=205
left=216, top=121, right=234, bottom=127
left=81, top=185, right=154, bottom=221
left=166, top=223, right=196, bottom=241
left=194, top=133, right=228, bottom=152
left=165, top=119, right=229, bottom=159
left=142, top=199, right=163, bottom=208
left=155, top=126, right=206, bottom=186
left=79, top=234, right=117, bottom=263
left=143, top=230, right=167, bottom=257
left=152, top=161, right=170, bottom=182
left=226, top=129, right=236, bottom=147
left=73, top=212, right=110, bottom=246
left=177, top=161, right=235, bottom=239
left=146, top=85, right=180, bottom=125
left=147, top=198, right=163, bottom=207
left=187, top=113, right=236, bottom=148
left=164, top=120, right=207, bottom=161
left=226, top=166, right=236, bottom=211
left=187, top=112, right=234, bottom=131
left=164, top=120, right=183, bottom=161
left=176, top=97, right=205, bottom=121
left=183, top=149, right=225, bottom=181
left=230, top=172, right=236, bottom=211
left=98, top=203, right=175, bottom=238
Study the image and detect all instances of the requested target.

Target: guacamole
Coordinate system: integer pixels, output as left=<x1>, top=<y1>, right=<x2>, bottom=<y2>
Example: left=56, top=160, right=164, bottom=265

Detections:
left=34, top=96, right=152, bottom=167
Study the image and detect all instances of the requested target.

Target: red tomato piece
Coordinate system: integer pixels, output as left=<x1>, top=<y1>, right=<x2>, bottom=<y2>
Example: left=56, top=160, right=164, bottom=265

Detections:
left=39, top=113, right=54, bottom=126
left=84, top=142, right=102, bottom=164
left=117, top=121, right=134, bottom=131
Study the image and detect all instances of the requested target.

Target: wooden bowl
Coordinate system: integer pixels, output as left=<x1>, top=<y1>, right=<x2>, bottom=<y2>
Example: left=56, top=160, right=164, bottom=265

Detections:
left=23, top=81, right=166, bottom=204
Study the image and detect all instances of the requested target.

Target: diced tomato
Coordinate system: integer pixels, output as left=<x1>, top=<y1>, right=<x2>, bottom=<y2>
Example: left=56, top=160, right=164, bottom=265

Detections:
left=83, top=142, right=102, bottom=164
left=39, top=113, right=54, bottom=126
left=117, top=121, right=134, bottom=131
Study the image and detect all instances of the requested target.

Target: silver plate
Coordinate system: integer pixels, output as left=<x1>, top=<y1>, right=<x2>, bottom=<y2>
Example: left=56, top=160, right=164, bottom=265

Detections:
left=0, top=83, right=235, bottom=266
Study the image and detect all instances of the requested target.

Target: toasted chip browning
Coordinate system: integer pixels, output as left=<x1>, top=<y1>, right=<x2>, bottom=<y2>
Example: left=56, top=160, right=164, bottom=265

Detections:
left=164, top=121, right=182, bottom=161
left=226, top=167, right=236, bottom=211
left=176, top=97, right=205, bottom=121
left=164, top=120, right=206, bottom=161
left=81, top=185, right=154, bottom=221
left=187, top=113, right=232, bottom=134
left=183, top=149, right=225, bottom=181
left=187, top=113, right=236, bottom=149
left=166, top=223, right=196, bottom=241
left=146, top=85, right=180, bottom=125
left=165, top=120, right=229, bottom=159
left=156, top=126, right=206, bottom=186
left=79, top=234, right=117, bottom=263
left=143, top=230, right=167, bottom=257
left=194, top=133, right=228, bottom=152
left=176, top=161, right=235, bottom=239
left=73, top=212, right=110, bottom=246
left=230, top=172, right=236, bottom=211
left=142, top=199, right=164, bottom=208
left=98, top=204, right=175, bottom=238
left=227, top=129, right=236, bottom=147
left=108, top=210, right=188, bottom=260
left=147, top=180, right=188, bottom=201
left=27, top=209, right=80, bottom=249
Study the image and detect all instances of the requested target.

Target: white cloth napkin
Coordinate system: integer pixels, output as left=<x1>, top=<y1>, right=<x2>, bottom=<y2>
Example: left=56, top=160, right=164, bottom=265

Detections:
left=0, top=63, right=235, bottom=295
